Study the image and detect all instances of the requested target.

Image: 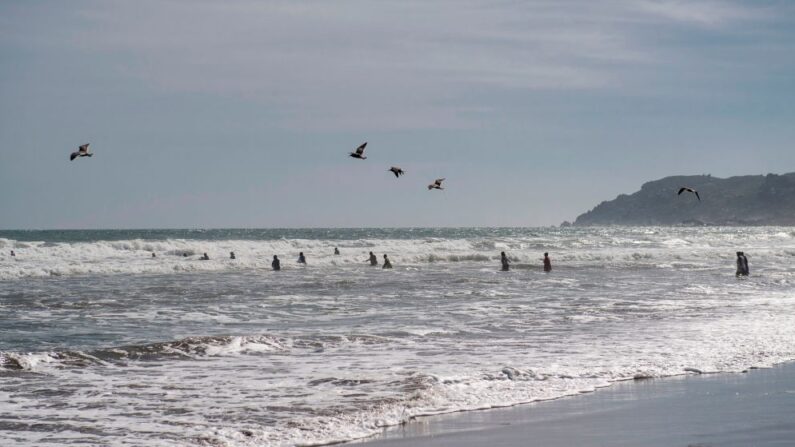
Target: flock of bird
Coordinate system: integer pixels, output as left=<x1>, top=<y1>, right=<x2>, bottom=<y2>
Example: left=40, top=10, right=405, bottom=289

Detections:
left=348, top=141, right=444, bottom=190
left=71, top=141, right=447, bottom=191
left=70, top=142, right=704, bottom=199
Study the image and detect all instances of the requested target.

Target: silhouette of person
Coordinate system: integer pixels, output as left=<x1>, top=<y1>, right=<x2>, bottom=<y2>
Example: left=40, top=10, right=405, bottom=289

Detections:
left=500, top=251, right=510, bottom=271
left=272, top=255, right=281, bottom=271
left=368, top=251, right=378, bottom=266
left=382, top=254, right=392, bottom=269
left=200, top=253, right=210, bottom=260
left=10, top=250, right=15, bottom=257
left=334, top=247, right=340, bottom=255
left=183, top=253, right=188, bottom=257
left=230, top=251, right=236, bottom=260
left=298, top=252, right=306, bottom=264
left=543, top=252, right=552, bottom=272
left=736, top=251, right=749, bottom=277
left=151, top=252, right=156, bottom=258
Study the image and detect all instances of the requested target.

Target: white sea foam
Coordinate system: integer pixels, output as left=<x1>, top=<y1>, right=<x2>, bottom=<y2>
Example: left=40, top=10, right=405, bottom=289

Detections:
left=2, top=227, right=795, bottom=280
left=2, top=227, right=795, bottom=446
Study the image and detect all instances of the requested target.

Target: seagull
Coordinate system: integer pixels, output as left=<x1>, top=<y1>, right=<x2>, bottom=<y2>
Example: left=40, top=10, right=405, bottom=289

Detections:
left=678, top=187, right=700, bottom=201
left=349, top=142, right=367, bottom=160
left=70, top=144, right=92, bottom=161
left=428, top=178, right=445, bottom=190
left=388, top=166, right=404, bottom=178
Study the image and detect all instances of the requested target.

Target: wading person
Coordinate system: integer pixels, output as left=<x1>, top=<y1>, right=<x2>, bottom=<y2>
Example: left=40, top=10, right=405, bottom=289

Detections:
left=500, top=251, right=510, bottom=271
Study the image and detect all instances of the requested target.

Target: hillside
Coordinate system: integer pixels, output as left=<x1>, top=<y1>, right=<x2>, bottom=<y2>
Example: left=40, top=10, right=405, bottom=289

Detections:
left=573, top=173, right=795, bottom=226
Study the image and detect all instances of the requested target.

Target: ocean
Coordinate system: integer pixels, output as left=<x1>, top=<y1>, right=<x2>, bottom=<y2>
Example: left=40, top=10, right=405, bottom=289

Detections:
left=1, top=227, right=794, bottom=446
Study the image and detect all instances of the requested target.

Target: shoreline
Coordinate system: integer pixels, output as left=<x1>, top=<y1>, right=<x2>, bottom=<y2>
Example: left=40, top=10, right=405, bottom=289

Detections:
left=354, top=362, right=795, bottom=447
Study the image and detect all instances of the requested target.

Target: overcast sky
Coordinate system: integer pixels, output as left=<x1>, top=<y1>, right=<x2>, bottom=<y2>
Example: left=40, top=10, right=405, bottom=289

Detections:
left=1, top=0, right=793, bottom=229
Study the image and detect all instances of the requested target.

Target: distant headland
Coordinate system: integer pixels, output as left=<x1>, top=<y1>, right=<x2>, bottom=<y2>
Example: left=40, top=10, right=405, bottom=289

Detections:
left=569, top=173, right=795, bottom=226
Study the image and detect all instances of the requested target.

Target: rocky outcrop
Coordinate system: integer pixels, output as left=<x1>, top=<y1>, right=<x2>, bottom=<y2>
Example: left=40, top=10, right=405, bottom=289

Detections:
left=573, top=173, right=795, bottom=226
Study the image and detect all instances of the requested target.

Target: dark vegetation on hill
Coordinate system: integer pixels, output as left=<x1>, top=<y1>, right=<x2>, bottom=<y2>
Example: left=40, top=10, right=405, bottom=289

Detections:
left=572, top=173, right=795, bottom=226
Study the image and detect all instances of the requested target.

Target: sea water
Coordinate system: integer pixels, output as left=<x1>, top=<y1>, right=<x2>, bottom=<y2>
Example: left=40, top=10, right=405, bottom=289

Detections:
left=1, top=227, right=794, bottom=446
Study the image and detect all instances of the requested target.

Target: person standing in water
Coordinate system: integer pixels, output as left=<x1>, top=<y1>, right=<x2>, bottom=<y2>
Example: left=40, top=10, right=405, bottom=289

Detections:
left=736, top=251, right=749, bottom=277
left=298, top=252, right=306, bottom=265
left=543, top=252, right=552, bottom=272
left=500, top=251, right=510, bottom=271
left=272, top=255, right=281, bottom=271
left=500, top=251, right=511, bottom=272
left=230, top=251, right=236, bottom=259
left=10, top=250, right=15, bottom=257
left=382, top=254, right=392, bottom=269
left=334, top=247, right=340, bottom=255
left=368, top=251, right=378, bottom=266
left=151, top=252, right=156, bottom=258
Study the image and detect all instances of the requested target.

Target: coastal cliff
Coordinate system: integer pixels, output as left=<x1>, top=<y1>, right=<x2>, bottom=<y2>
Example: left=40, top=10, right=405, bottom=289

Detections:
left=573, top=173, right=795, bottom=226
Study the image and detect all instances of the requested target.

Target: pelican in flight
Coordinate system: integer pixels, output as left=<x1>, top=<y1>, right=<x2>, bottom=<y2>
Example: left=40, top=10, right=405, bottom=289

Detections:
left=349, top=142, right=367, bottom=160
left=428, top=178, right=445, bottom=190
left=388, top=166, right=404, bottom=178
left=678, top=187, right=700, bottom=201
left=70, top=144, right=92, bottom=161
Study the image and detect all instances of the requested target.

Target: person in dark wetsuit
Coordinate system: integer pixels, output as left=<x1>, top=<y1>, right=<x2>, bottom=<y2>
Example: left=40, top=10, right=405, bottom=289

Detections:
left=200, top=253, right=210, bottom=260
left=368, top=251, right=378, bottom=266
left=10, top=250, right=16, bottom=257
left=543, top=252, right=552, bottom=272
left=151, top=252, right=156, bottom=258
left=272, top=255, right=281, bottom=271
left=736, top=251, right=749, bottom=277
left=183, top=253, right=188, bottom=258
left=500, top=251, right=510, bottom=271
left=230, top=251, right=236, bottom=260
left=334, top=247, right=340, bottom=255
left=298, top=252, right=306, bottom=265
left=382, top=254, right=392, bottom=269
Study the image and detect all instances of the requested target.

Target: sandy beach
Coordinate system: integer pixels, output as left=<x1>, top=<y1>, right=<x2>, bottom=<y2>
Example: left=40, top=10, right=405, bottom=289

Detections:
left=358, top=362, right=795, bottom=447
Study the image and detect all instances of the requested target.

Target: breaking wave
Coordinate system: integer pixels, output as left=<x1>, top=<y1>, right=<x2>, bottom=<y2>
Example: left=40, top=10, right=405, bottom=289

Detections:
left=3, top=227, right=795, bottom=280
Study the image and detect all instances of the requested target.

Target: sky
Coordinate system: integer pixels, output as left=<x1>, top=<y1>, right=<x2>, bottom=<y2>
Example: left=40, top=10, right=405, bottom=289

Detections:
left=1, top=0, right=794, bottom=229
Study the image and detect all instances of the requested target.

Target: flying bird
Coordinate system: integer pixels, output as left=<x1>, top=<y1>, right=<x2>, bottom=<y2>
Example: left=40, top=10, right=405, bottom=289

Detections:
left=388, top=167, right=404, bottom=178
left=70, top=144, right=92, bottom=161
left=678, top=187, right=700, bottom=201
left=349, top=142, right=367, bottom=159
left=428, top=178, right=445, bottom=190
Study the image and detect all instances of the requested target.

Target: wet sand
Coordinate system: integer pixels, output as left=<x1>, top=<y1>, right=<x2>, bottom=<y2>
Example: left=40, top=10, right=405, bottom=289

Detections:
left=357, top=362, right=795, bottom=447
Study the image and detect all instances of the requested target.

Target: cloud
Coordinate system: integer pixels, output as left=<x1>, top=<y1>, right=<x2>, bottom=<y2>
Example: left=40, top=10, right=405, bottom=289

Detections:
left=3, top=0, right=790, bottom=132
left=634, top=0, right=766, bottom=26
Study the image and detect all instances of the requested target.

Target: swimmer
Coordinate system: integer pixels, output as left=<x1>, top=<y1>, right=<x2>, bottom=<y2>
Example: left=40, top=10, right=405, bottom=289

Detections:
left=368, top=251, right=378, bottom=266
left=200, top=253, right=210, bottom=261
left=298, top=252, right=306, bottom=264
left=736, top=251, right=749, bottom=277
left=230, top=251, right=236, bottom=260
left=500, top=251, right=510, bottom=271
left=334, top=247, right=340, bottom=255
left=151, top=252, right=156, bottom=258
left=543, top=252, right=551, bottom=272
left=382, top=254, right=392, bottom=269
left=272, top=255, right=281, bottom=271
left=10, top=250, right=15, bottom=257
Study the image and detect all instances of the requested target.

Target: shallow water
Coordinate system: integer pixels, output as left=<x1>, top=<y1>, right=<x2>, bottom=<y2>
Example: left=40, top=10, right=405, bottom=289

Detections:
left=1, top=227, right=794, bottom=446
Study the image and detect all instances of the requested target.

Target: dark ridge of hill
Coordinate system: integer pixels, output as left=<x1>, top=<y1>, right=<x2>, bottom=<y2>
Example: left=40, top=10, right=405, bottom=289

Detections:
left=572, top=173, right=795, bottom=226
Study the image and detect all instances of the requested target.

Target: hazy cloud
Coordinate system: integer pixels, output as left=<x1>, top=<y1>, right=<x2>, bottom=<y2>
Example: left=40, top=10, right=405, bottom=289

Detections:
left=1, top=0, right=793, bottom=228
